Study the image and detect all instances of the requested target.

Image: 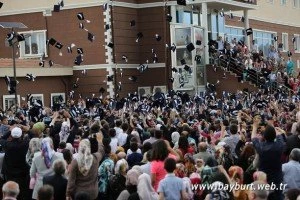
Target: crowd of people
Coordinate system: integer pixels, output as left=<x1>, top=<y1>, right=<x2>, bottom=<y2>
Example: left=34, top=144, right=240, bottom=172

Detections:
left=209, top=36, right=298, bottom=95
left=0, top=87, right=300, bottom=200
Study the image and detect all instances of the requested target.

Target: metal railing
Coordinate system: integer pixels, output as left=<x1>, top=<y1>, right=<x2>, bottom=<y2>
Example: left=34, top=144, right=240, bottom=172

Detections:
left=211, top=55, right=293, bottom=96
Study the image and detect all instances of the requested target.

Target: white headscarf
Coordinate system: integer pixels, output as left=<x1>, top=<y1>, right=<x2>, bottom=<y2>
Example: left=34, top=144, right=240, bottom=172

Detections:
left=76, top=139, right=93, bottom=176
left=171, top=131, right=180, bottom=145
left=59, top=121, right=70, bottom=143
left=137, top=173, right=158, bottom=200
left=114, top=158, right=128, bottom=175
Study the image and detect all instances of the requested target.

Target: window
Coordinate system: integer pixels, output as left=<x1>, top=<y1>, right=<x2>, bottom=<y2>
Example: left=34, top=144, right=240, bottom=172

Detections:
left=224, top=26, right=245, bottom=43
left=28, top=94, right=44, bottom=107
left=3, top=95, right=20, bottom=111
left=294, top=34, right=300, bottom=52
left=19, top=30, right=47, bottom=58
left=253, top=30, right=276, bottom=56
left=176, top=7, right=200, bottom=26
left=50, top=93, right=65, bottom=107
left=293, top=0, right=299, bottom=7
left=282, top=33, right=289, bottom=51
left=267, top=0, right=274, bottom=3
left=280, top=0, right=287, bottom=5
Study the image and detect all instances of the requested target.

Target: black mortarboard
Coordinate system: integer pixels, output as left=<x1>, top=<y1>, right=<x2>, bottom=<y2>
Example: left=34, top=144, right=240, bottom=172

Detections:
left=79, top=23, right=84, bottom=29
left=292, top=37, right=296, bottom=43
left=130, top=20, right=136, bottom=26
left=55, top=42, right=63, bottom=49
left=155, top=34, right=162, bottom=41
left=0, top=2, right=3, bottom=8
left=195, top=55, right=201, bottom=62
left=99, top=87, right=105, bottom=94
left=274, top=36, right=278, bottom=41
left=136, top=32, right=143, bottom=42
left=103, top=3, right=108, bottom=10
left=153, top=56, right=158, bottom=64
left=88, top=32, right=95, bottom=42
left=128, top=76, right=137, bottom=82
left=74, top=55, right=83, bottom=65
left=166, top=14, right=172, bottom=22
left=67, top=46, right=72, bottom=53
left=25, top=74, right=36, bottom=81
left=287, top=51, right=292, bottom=57
left=186, top=43, right=195, bottom=52
left=107, top=75, right=114, bottom=82
left=169, top=77, right=174, bottom=83
left=172, top=67, right=178, bottom=73
left=16, top=34, right=25, bottom=42
left=180, top=59, right=186, bottom=65
left=177, top=0, right=186, bottom=6
left=246, top=28, right=253, bottom=36
left=105, top=24, right=110, bottom=30
left=77, top=48, right=83, bottom=54
left=240, top=16, right=245, bottom=22
left=6, top=32, right=14, bottom=42
left=107, top=42, right=114, bottom=48
left=73, top=82, right=79, bottom=89
left=60, top=0, right=64, bottom=7
left=196, top=40, right=201, bottom=45
left=229, top=12, right=234, bottom=19
left=49, top=60, right=54, bottom=67
left=48, top=38, right=56, bottom=46
left=170, top=43, right=176, bottom=52
left=184, top=65, right=192, bottom=73
left=138, top=64, right=148, bottom=73
left=77, top=12, right=84, bottom=20
left=122, top=55, right=128, bottom=62
left=278, top=43, right=283, bottom=49
left=39, top=61, right=44, bottom=67
left=53, top=4, right=60, bottom=12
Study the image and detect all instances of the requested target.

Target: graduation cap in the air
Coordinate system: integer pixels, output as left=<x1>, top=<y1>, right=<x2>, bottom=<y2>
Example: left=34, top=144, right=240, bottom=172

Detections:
left=105, top=24, right=110, bottom=30
left=77, top=48, right=83, bottom=54
left=155, top=34, right=162, bottom=41
left=180, top=59, right=186, bottom=65
left=39, top=61, right=45, bottom=67
left=184, top=65, right=192, bottom=74
left=47, top=38, right=56, bottom=46
left=60, top=0, right=64, bottom=7
left=88, top=32, right=95, bottom=42
left=103, top=3, right=108, bottom=11
left=74, top=55, right=83, bottom=65
left=196, top=40, right=201, bottom=45
left=82, top=69, right=87, bottom=75
left=239, top=16, right=245, bottom=23
left=169, top=43, right=176, bottom=52
left=130, top=20, right=136, bottom=26
left=220, top=9, right=225, bottom=17
left=99, top=87, right=106, bottom=94
left=138, top=64, right=148, bottom=73
left=4, top=76, right=16, bottom=94
left=55, top=42, right=63, bottom=49
left=292, top=37, right=296, bottom=43
left=25, top=74, right=36, bottom=81
left=73, top=78, right=79, bottom=88
left=128, top=76, right=137, bottom=82
left=49, top=60, right=54, bottom=67
left=107, top=42, right=114, bottom=48
left=53, top=4, right=61, bottom=12
left=77, top=12, right=90, bottom=23
left=166, top=14, right=172, bottom=22
left=177, top=0, right=186, bottom=6
left=195, top=55, right=201, bottom=62
left=153, top=55, right=158, bottom=63
left=186, top=43, right=195, bottom=52
left=16, top=34, right=25, bottom=42
left=274, top=36, right=278, bottom=42
left=171, top=67, right=178, bottom=73
left=229, top=11, right=234, bottom=19
left=6, top=32, right=15, bottom=42
left=122, top=55, right=128, bottom=62
left=278, top=43, right=283, bottom=49
left=117, top=82, right=122, bottom=91
left=107, top=75, right=114, bottom=82
left=136, top=32, right=143, bottom=43
left=287, top=51, right=292, bottom=57
left=246, top=28, right=253, bottom=36
left=0, top=2, right=3, bottom=8
left=79, top=23, right=89, bottom=32
left=169, top=77, right=174, bottom=83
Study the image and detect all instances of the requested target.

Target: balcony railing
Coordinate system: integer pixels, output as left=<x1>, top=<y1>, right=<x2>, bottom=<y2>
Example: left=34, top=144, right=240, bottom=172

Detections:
left=233, top=0, right=257, bottom=5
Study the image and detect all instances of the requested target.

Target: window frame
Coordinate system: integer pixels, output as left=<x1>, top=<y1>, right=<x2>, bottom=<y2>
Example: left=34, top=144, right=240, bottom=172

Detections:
left=252, top=29, right=277, bottom=56
left=3, top=95, right=20, bottom=111
left=50, top=93, right=66, bottom=107
left=282, top=32, right=289, bottom=52
left=18, top=30, right=48, bottom=59
left=294, top=34, right=300, bottom=53
left=28, top=94, right=44, bottom=107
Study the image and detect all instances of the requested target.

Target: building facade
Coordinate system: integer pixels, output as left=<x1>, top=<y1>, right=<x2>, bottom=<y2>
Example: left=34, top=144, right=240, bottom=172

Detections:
left=0, top=0, right=299, bottom=110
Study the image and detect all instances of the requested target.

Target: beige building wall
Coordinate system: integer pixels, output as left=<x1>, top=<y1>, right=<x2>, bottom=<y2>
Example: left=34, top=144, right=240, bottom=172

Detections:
left=234, top=0, right=300, bottom=27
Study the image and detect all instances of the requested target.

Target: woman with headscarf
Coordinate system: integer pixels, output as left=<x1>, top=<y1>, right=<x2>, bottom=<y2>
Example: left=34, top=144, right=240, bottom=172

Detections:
left=26, top=138, right=41, bottom=166
left=66, top=134, right=104, bottom=200
left=117, top=168, right=142, bottom=200
left=59, top=119, right=71, bottom=143
left=30, top=137, right=63, bottom=199
left=134, top=173, right=159, bottom=200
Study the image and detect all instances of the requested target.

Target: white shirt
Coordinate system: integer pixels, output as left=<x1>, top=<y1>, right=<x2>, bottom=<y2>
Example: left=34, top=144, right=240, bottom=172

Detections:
left=110, top=137, right=119, bottom=153
left=114, top=127, right=123, bottom=138
left=118, top=131, right=128, bottom=147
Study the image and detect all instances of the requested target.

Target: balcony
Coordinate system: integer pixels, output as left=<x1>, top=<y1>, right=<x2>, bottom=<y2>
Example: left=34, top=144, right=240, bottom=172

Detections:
left=234, top=0, right=257, bottom=5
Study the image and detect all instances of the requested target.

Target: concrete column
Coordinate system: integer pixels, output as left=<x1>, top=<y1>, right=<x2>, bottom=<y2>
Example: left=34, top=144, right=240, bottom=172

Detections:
left=244, top=9, right=250, bottom=47
left=170, top=5, right=176, bottom=23
left=201, top=2, right=209, bottom=65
